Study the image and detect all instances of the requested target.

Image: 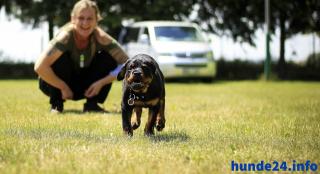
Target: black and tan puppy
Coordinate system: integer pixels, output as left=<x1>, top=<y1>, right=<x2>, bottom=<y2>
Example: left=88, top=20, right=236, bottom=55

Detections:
left=117, top=54, right=165, bottom=136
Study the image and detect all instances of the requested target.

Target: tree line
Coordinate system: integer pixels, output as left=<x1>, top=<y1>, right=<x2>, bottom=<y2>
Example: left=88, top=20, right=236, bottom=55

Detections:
left=1, top=0, right=319, bottom=79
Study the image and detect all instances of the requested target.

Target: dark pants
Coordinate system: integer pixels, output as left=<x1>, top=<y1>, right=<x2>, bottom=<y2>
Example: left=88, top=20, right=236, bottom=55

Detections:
left=39, top=51, right=117, bottom=106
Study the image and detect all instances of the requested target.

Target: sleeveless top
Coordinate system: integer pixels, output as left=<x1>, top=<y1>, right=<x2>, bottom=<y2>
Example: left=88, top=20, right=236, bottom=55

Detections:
left=49, top=25, right=128, bottom=70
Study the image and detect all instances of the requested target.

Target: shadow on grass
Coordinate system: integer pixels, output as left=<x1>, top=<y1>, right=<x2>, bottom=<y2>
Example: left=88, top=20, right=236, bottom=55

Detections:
left=5, top=127, right=190, bottom=144
left=61, top=109, right=121, bottom=115
left=149, top=131, right=190, bottom=143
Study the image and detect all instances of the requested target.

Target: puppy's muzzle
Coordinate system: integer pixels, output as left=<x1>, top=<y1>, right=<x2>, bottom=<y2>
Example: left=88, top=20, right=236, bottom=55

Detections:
left=130, top=82, right=144, bottom=90
left=133, top=71, right=142, bottom=79
left=130, top=70, right=144, bottom=90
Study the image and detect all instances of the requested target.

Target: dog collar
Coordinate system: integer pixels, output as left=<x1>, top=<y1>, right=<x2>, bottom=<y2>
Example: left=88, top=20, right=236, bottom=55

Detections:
left=128, top=92, right=145, bottom=106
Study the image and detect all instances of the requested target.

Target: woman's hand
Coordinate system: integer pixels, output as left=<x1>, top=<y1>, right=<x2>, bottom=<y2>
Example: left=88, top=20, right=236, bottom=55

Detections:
left=84, top=80, right=104, bottom=98
left=85, top=75, right=116, bottom=98
left=61, top=85, right=73, bottom=100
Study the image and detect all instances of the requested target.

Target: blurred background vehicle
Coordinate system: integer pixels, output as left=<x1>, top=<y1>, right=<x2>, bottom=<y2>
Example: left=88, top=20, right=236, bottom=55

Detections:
left=118, top=21, right=216, bottom=81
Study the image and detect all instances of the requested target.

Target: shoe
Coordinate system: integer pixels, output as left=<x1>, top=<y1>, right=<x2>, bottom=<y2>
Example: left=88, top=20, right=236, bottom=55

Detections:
left=83, top=102, right=107, bottom=113
left=50, top=103, right=63, bottom=113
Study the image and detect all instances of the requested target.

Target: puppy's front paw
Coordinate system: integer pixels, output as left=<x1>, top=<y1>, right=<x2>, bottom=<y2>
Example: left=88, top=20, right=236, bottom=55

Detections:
left=144, top=130, right=155, bottom=137
left=156, top=118, right=165, bottom=131
left=123, top=127, right=133, bottom=137
left=131, top=121, right=140, bottom=130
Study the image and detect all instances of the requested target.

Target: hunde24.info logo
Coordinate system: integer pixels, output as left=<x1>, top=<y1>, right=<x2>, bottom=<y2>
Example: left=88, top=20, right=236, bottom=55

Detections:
left=231, top=160, right=318, bottom=172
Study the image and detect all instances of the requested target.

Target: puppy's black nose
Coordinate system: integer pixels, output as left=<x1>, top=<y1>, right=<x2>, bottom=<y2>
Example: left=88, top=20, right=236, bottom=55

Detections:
left=133, top=71, right=142, bottom=77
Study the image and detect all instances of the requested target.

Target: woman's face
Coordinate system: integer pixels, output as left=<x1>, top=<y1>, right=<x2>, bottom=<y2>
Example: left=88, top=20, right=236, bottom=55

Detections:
left=72, top=7, right=97, bottom=39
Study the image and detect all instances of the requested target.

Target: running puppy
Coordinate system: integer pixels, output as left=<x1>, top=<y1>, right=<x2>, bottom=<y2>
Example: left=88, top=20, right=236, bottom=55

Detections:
left=117, top=54, right=165, bottom=136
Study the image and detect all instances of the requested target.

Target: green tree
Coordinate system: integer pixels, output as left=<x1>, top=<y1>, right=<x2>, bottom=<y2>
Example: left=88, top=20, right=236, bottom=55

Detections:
left=2, top=0, right=319, bottom=79
left=1, top=0, right=76, bottom=39
left=1, top=0, right=195, bottom=39
left=97, top=0, right=196, bottom=36
left=196, top=0, right=320, bottom=78
left=271, top=0, right=319, bottom=78
left=196, top=0, right=264, bottom=46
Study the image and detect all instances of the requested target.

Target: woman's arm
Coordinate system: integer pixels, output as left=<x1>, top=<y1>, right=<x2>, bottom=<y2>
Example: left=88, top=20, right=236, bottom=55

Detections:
left=84, top=27, right=129, bottom=98
left=85, top=27, right=128, bottom=97
left=95, top=27, right=129, bottom=64
left=34, top=44, right=73, bottom=100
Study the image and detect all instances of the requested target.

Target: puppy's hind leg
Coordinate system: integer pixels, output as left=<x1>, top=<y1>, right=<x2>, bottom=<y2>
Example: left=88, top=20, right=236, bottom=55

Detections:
left=131, top=107, right=142, bottom=130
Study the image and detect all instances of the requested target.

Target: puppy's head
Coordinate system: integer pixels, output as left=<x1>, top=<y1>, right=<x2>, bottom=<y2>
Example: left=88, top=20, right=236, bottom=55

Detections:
left=117, top=54, right=156, bottom=93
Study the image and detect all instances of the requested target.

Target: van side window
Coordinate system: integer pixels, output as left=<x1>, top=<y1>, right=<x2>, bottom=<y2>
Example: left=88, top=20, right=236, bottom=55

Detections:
left=122, top=27, right=140, bottom=44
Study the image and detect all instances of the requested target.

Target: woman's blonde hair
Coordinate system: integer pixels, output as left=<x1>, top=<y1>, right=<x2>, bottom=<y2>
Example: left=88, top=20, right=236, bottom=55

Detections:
left=71, top=0, right=102, bottom=21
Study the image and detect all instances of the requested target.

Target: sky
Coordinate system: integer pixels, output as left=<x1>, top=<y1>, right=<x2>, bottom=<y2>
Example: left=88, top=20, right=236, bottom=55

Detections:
left=0, top=8, right=319, bottom=63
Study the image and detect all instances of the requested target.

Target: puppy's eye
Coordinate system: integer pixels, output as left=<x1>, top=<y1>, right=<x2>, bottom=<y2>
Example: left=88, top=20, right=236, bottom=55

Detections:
left=129, top=64, right=135, bottom=69
left=142, top=65, right=151, bottom=73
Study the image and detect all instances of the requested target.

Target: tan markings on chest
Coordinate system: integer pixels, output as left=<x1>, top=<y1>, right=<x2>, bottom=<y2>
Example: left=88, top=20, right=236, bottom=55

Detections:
left=133, top=98, right=160, bottom=107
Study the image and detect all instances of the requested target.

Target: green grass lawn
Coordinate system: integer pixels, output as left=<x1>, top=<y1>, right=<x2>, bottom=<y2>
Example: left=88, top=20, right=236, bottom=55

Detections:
left=0, top=80, right=319, bottom=174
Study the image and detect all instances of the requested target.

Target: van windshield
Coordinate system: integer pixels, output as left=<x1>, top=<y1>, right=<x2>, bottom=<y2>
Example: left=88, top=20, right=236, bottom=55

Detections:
left=154, top=26, right=204, bottom=42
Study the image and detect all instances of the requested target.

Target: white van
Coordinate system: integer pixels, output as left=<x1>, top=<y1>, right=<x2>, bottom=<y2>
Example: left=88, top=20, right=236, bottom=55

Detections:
left=118, top=21, right=216, bottom=80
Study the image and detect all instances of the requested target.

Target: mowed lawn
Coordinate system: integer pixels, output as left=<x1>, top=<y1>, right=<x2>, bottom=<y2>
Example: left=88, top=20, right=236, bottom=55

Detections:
left=0, top=80, right=319, bottom=174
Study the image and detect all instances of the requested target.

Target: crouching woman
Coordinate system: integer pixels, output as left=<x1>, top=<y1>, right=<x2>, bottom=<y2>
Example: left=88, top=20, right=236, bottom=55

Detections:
left=34, top=0, right=128, bottom=113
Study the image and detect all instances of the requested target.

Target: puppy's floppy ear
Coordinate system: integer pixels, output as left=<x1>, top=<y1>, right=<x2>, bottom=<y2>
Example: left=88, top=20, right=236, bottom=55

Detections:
left=117, top=59, right=130, bottom=80
left=146, top=61, right=156, bottom=74
left=142, top=54, right=157, bottom=74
